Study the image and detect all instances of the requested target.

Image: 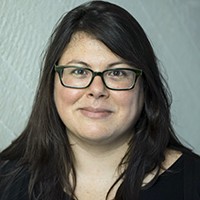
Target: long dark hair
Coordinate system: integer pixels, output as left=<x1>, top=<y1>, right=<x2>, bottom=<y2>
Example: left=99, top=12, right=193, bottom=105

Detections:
left=0, top=1, right=188, bottom=199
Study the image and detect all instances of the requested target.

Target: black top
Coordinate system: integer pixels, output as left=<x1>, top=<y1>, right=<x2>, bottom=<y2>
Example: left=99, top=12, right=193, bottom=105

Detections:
left=0, top=153, right=200, bottom=200
left=140, top=153, right=200, bottom=200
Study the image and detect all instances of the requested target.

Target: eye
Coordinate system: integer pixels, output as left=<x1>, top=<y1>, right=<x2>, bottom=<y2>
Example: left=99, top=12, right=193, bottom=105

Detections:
left=107, top=69, right=128, bottom=77
left=72, top=68, right=88, bottom=75
left=66, top=67, right=91, bottom=79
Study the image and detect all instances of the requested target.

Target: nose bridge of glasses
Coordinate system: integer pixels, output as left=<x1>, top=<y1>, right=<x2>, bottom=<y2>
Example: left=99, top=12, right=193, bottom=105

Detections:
left=89, top=71, right=106, bottom=87
left=92, top=71, right=104, bottom=77
left=90, top=71, right=104, bottom=81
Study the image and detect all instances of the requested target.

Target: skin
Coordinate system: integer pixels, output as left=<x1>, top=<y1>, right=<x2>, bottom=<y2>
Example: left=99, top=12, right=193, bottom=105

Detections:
left=54, top=32, right=144, bottom=150
left=54, top=32, right=182, bottom=199
left=54, top=32, right=144, bottom=199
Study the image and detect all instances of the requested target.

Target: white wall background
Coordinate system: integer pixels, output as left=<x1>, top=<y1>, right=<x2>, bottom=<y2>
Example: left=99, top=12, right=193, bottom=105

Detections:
left=0, top=0, right=200, bottom=154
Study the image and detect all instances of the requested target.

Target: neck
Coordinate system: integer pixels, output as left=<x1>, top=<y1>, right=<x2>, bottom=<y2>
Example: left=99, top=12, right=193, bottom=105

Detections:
left=68, top=134, right=130, bottom=200
left=69, top=134, right=130, bottom=177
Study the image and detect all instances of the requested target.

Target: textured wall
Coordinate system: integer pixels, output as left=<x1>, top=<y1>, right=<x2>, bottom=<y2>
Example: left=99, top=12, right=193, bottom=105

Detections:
left=0, top=0, right=200, bottom=153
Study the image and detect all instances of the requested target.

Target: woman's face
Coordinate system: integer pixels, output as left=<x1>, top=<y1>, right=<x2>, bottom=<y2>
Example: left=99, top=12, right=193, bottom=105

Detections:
left=54, top=32, right=144, bottom=147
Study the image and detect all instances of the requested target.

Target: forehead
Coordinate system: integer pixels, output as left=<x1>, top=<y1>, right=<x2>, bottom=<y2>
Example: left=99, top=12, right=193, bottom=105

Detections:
left=58, top=31, right=123, bottom=67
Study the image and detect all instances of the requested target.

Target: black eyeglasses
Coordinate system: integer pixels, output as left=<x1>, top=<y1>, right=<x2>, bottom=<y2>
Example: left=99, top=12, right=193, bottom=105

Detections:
left=54, top=65, right=142, bottom=91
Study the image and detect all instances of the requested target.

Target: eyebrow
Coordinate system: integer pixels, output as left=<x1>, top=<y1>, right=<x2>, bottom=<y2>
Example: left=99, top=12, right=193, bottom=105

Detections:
left=63, top=60, right=89, bottom=67
left=64, top=59, right=129, bottom=69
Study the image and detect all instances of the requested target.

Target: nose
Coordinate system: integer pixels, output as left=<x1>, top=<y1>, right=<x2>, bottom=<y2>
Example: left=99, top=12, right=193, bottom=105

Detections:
left=86, top=76, right=109, bottom=99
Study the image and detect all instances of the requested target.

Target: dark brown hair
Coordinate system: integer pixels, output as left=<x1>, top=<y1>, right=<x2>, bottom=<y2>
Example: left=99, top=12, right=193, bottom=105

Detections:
left=0, top=1, right=188, bottom=200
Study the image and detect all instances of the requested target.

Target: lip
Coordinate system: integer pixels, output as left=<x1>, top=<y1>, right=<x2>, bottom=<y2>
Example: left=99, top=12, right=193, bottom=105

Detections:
left=79, top=107, right=113, bottom=119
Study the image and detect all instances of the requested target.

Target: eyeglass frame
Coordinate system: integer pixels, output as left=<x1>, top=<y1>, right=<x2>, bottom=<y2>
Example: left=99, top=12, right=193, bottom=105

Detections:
left=54, top=65, right=142, bottom=91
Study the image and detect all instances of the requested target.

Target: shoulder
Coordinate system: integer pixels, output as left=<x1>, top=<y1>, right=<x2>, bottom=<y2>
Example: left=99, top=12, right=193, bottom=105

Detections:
left=164, top=149, right=200, bottom=170
left=182, top=151, right=200, bottom=169
left=182, top=151, right=200, bottom=199
left=182, top=151, right=200, bottom=178
left=0, top=159, right=30, bottom=200
left=164, top=150, right=200, bottom=183
left=166, top=150, right=200, bottom=178
left=163, top=150, right=200, bottom=199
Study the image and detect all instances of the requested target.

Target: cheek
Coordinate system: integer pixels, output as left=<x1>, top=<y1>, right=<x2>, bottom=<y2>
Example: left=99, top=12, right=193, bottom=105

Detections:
left=54, top=75, right=83, bottom=110
left=119, top=89, right=143, bottom=109
left=117, top=85, right=144, bottom=122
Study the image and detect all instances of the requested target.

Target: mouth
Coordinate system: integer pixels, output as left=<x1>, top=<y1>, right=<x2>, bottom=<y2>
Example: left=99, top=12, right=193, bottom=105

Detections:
left=79, top=107, right=113, bottom=119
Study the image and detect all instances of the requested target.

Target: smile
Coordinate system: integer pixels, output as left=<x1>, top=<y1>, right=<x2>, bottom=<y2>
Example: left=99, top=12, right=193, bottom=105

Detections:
left=79, top=107, right=113, bottom=119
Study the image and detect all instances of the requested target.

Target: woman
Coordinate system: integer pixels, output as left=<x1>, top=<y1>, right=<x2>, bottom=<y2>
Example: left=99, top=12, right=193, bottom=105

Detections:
left=0, top=1, right=200, bottom=200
